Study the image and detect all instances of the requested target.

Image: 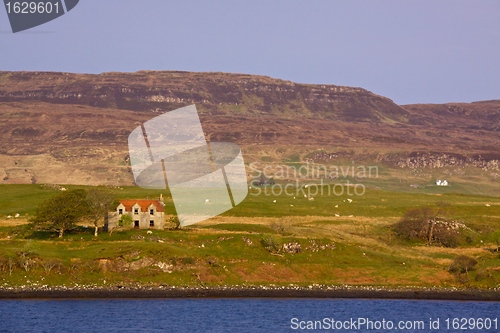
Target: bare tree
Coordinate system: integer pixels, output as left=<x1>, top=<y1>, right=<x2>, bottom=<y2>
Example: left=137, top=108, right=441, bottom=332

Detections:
left=85, top=188, right=115, bottom=237
left=40, top=259, right=62, bottom=275
left=426, top=202, right=452, bottom=245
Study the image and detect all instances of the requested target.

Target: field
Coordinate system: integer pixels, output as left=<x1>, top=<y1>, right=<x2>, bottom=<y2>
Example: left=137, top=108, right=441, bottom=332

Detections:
left=0, top=183, right=499, bottom=290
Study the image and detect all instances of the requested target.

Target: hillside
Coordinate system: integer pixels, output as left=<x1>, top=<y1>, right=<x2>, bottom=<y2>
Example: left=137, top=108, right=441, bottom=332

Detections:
left=0, top=71, right=499, bottom=191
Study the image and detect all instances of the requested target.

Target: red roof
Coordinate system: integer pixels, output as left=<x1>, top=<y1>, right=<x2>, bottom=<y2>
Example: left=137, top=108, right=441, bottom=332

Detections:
left=118, top=200, right=165, bottom=213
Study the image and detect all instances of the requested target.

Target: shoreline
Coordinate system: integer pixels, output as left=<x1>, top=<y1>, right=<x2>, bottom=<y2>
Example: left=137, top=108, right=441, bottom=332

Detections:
left=1, top=286, right=499, bottom=301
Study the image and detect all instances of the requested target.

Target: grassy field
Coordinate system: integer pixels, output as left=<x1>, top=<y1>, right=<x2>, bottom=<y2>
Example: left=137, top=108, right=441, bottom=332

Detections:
left=0, top=184, right=499, bottom=289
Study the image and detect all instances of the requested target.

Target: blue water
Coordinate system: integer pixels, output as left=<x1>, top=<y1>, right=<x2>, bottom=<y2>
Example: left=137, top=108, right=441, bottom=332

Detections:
left=0, top=299, right=498, bottom=333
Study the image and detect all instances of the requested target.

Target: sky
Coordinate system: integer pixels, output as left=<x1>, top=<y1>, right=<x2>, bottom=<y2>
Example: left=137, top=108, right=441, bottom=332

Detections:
left=0, top=0, right=499, bottom=105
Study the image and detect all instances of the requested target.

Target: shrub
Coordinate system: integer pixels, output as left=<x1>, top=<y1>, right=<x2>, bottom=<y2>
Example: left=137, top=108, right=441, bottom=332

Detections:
left=40, top=258, right=63, bottom=275
left=474, top=269, right=493, bottom=282
left=182, top=257, right=195, bottom=265
left=434, top=229, right=461, bottom=248
left=490, top=230, right=500, bottom=252
left=16, top=250, right=38, bottom=272
left=393, top=206, right=474, bottom=247
left=393, top=207, right=432, bottom=240
left=0, top=256, right=17, bottom=275
left=449, top=255, right=478, bottom=274
left=167, top=216, right=181, bottom=229
left=270, top=219, right=290, bottom=235
left=260, top=234, right=281, bottom=253
left=206, top=256, right=219, bottom=267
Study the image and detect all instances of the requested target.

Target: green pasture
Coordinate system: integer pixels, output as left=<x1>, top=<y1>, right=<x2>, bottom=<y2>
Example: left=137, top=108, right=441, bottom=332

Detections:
left=0, top=183, right=499, bottom=289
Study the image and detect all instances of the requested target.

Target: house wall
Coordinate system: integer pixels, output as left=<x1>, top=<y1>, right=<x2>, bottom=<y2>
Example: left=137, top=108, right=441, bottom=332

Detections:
left=108, top=203, right=165, bottom=230
left=130, top=211, right=165, bottom=229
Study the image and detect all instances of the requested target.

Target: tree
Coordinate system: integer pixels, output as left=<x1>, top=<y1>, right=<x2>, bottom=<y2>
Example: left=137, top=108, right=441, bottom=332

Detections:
left=490, top=230, right=500, bottom=252
left=30, top=189, right=90, bottom=237
left=85, top=188, right=115, bottom=237
left=167, top=215, right=182, bottom=229
left=393, top=203, right=453, bottom=245
left=449, top=255, right=478, bottom=274
left=393, top=207, right=432, bottom=240
left=426, top=202, right=452, bottom=245
left=109, top=214, right=132, bottom=236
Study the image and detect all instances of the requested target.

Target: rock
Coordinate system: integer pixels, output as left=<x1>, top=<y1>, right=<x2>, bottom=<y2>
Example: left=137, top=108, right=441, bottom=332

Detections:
left=282, top=242, right=301, bottom=254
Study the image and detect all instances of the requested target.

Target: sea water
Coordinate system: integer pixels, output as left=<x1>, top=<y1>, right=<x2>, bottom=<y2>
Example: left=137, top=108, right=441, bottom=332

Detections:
left=0, top=299, right=498, bottom=332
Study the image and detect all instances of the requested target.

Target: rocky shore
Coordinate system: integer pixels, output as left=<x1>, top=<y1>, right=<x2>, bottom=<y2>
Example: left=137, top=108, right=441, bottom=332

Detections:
left=1, top=285, right=499, bottom=301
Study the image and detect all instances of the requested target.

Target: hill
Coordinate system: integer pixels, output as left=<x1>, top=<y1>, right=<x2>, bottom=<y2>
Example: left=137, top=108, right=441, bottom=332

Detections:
left=0, top=71, right=498, bottom=192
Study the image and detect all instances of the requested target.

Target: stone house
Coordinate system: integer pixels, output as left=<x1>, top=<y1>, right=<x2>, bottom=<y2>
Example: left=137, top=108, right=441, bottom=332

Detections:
left=108, top=199, right=165, bottom=230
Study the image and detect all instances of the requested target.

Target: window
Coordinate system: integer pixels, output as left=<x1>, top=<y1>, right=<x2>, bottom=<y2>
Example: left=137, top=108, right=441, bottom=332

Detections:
left=134, top=220, right=139, bottom=228
left=149, top=220, right=154, bottom=227
left=134, top=208, right=139, bottom=214
left=150, top=209, right=154, bottom=215
left=118, top=209, right=123, bottom=215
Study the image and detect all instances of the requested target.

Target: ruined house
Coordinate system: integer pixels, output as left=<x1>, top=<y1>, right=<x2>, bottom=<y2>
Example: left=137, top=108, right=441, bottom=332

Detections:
left=108, top=199, right=165, bottom=230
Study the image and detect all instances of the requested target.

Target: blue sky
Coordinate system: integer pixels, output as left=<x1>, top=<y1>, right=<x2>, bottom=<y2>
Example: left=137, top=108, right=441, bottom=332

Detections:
left=1, top=0, right=499, bottom=104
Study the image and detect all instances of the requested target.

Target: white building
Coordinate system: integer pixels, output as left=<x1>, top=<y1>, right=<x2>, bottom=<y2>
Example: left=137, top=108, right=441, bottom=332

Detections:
left=436, top=180, right=449, bottom=186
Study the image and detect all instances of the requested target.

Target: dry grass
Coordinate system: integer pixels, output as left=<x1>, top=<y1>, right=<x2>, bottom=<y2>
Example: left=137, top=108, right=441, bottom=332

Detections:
left=0, top=218, right=28, bottom=226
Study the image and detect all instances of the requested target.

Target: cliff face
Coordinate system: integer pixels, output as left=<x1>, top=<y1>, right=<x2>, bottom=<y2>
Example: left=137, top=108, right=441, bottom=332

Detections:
left=0, top=70, right=498, bottom=186
left=0, top=71, right=409, bottom=122
left=404, top=101, right=500, bottom=132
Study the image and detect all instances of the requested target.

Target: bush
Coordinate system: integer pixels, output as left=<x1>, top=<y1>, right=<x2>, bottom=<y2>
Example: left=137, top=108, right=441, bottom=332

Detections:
left=0, top=255, right=16, bottom=274
left=270, top=219, right=290, bottom=235
left=393, top=207, right=432, bottom=240
left=434, top=229, right=461, bottom=248
left=490, top=230, right=500, bottom=252
left=40, top=258, right=63, bottom=275
left=449, top=255, right=478, bottom=274
left=206, top=256, right=219, bottom=267
left=182, top=257, right=195, bottom=265
left=167, top=216, right=181, bottom=229
left=17, top=252, right=38, bottom=272
left=474, top=269, right=493, bottom=282
left=260, top=234, right=281, bottom=253
left=393, top=206, right=474, bottom=247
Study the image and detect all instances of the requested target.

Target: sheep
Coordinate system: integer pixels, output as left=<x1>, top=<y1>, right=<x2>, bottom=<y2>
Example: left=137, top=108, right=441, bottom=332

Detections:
left=290, top=204, right=294, bottom=207
left=304, top=194, right=307, bottom=198
left=309, top=197, right=314, bottom=201
left=334, top=214, right=340, bottom=217
left=14, top=213, right=20, bottom=218
left=147, top=230, right=153, bottom=235
left=334, top=205, right=338, bottom=208
left=273, top=199, right=277, bottom=203
left=7, top=215, right=12, bottom=219
left=485, top=204, right=491, bottom=207
left=347, top=198, right=352, bottom=203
